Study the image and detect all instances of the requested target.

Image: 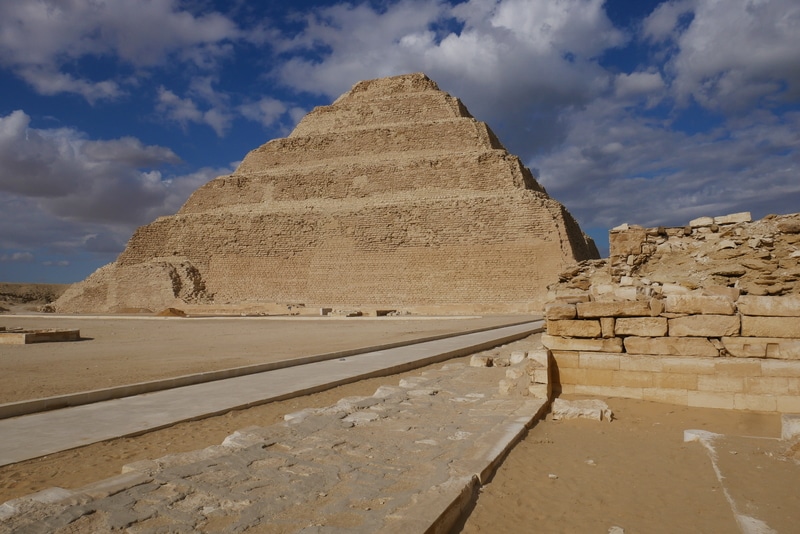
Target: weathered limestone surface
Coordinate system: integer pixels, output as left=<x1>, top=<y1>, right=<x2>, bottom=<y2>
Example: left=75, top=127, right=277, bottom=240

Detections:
left=738, top=295, right=800, bottom=317
left=0, top=342, right=550, bottom=533
left=54, top=73, right=597, bottom=313
left=741, top=316, right=800, bottom=339
left=624, top=337, right=720, bottom=357
left=615, top=317, right=668, bottom=337
left=668, top=315, right=740, bottom=338
left=721, top=337, right=800, bottom=360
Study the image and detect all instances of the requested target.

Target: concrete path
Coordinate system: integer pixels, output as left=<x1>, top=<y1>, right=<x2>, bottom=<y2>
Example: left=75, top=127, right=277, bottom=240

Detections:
left=0, top=332, right=550, bottom=533
left=0, top=321, right=541, bottom=467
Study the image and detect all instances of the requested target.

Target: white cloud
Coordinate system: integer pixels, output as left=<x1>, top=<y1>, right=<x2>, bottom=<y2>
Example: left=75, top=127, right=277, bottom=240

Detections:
left=0, top=0, right=243, bottom=101
left=642, top=0, right=696, bottom=44
left=156, top=87, right=234, bottom=136
left=615, top=71, right=665, bottom=99
left=0, top=109, right=229, bottom=247
left=239, top=97, right=290, bottom=128
left=644, top=0, right=800, bottom=111
left=0, top=252, right=34, bottom=262
left=534, top=101, right=800, bottom=230
left=273, top=0, right=625, bottom=157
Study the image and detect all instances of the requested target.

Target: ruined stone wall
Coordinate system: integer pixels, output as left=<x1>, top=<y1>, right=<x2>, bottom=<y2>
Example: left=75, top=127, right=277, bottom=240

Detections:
left=544, top=212, right=800, bottom=412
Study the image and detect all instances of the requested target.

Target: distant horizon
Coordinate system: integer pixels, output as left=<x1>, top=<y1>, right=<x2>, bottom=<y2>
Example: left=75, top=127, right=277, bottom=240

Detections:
left=2, top=0, right=798, bottom=284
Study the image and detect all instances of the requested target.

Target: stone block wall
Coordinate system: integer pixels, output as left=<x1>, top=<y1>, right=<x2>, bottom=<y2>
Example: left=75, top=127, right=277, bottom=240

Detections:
left=543, top=293, right=800, bottom=412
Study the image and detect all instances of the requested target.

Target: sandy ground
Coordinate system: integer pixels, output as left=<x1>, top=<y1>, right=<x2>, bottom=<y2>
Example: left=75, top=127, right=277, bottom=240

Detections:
left=0, top=315, right=523, bottom=403
left=1, top=320, right=798, bottom=532
left=460, top=396, right=799, bottom=533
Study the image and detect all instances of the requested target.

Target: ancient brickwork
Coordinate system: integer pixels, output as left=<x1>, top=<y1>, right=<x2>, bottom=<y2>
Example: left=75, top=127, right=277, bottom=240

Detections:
left=543, top=212, right=800, bottom=412
left=55, top=73, right=597, bottom=313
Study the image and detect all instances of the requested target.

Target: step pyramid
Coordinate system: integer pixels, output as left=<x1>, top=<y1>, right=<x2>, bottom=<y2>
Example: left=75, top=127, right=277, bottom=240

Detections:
left=55, top=73, right=598, bottom=314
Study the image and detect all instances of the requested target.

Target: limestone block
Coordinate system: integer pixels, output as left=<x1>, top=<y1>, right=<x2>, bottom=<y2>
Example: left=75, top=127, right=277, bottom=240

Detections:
left=697, top=375, right=745, bottom=393
left=550, top=398, right=612, bottom=421
left=661, top=283, right=692, bottom=296
left=702, top=285, right=740, bottom=301
left=547, top=319, right=601, bottom=338
left=557, top=367, right=586, bottom=384
left=532, top=368, right=549, bottom=384
left=689, top=216, right=714, bottom=227
left=660, top=357, right=717, bottom=374
left=506, top=367, right=525, bottom=380
left=734, top=394, right=777, bottom=412
left=601, top=317, right=616, bottom=338
left=550, top=350, right=578, bottom=368
left=527, top=348, right=550, bottom=367
left=576, top=301, right=652, bottom=318
left=615, top=317, right=668, bottom=337
left=737, top=295, right=800, bottom=317
left=624, top=337, right=719, bottom=357
left=609, top=226, right=647, bottom=257
left=649, top=298, right=665, bottom=316
left=668, top=315, right=740, bottom=337
left=509, top=351, right=527, bottom=364
left=643, top=388, right=689, bottom=405
left=688, top=391, right=735, bottom=409
left=714, top=359, right=762, bottom=377
left=722, top=337, right=800, bottom=359
left=580, top=352, right=621, bottom=370
left=528, top=383, right=551, bottom=399
left=654, top=373, right=698, bottom=390
left=542, top=334, right=623, bottom=353
left=469, top=355, right=492, bottom=367
left=665, top=294, right=735, bottom=315
left=584, top=369, right=615, bottom=386
left=620, top=355, right=663, bottom=372
left=545, top=302, right=577, bottom=320
left=714, top=212, right=751, bottom=225
left=778, top=396, right=800, bottom=413
left=613, top=370, right=654, bottom=388
left=761, top=360, right=800, bottom=377
left=781, top=414, right=800, bottom=441
left=744, top=377, right=790, bottom=395
left=741, top=316, right=800, bottom=338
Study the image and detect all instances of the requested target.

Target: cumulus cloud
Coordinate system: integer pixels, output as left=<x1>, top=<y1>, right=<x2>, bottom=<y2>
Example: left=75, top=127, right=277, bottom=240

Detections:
left=645, top=0, right=800, bottom=111
left=156, top=86, right=234, bottom=136
left=534, top=101, right=800, bottom=231
left=0, top=110, right=230, bottom=259
left=0, top=0, right=242, bottom=101
left=272, top=0, right=625, bottom=157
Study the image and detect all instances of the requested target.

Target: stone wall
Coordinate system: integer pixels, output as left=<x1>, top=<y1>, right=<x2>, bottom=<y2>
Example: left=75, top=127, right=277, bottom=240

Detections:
left=544, top=212, right=800, bottom=413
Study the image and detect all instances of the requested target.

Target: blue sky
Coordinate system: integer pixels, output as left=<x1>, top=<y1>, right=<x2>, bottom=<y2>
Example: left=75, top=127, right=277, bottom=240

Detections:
left=1, top=0, right=798, bottom=283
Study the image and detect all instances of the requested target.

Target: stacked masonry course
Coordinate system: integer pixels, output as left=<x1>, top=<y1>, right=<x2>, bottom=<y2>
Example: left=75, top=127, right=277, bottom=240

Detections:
left=54, top=73, right=597, bottom=314
left=544, top=212, right=800, bottom=413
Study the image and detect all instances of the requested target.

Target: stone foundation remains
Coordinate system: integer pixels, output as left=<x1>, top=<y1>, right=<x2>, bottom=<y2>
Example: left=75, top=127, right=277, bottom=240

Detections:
left=53, top=73, right=597, bottom=314
left=544, top=212, right=800, bottom=412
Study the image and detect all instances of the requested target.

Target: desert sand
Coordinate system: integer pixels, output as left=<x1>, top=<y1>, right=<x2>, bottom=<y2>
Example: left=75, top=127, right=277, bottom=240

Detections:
left=0, top=315, right=520, bottom=403
left=1, top=318, right=798, bottom=532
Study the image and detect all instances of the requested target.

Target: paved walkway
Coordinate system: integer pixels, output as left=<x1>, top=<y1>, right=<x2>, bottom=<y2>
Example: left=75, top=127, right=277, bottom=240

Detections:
left=0, top=321, right=541, bottom=467
left=0, top=326, right=549, bottom=533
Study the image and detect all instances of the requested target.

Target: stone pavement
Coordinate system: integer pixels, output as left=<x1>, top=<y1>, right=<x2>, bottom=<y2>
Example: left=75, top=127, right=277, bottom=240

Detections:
left=0, top=321, right=540, bottom=467
left=0, top=336, right=550, bottom=533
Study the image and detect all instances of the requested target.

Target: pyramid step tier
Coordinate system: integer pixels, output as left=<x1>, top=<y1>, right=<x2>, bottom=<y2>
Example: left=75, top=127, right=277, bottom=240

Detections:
left=236, top=119, right=505, bottom=173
